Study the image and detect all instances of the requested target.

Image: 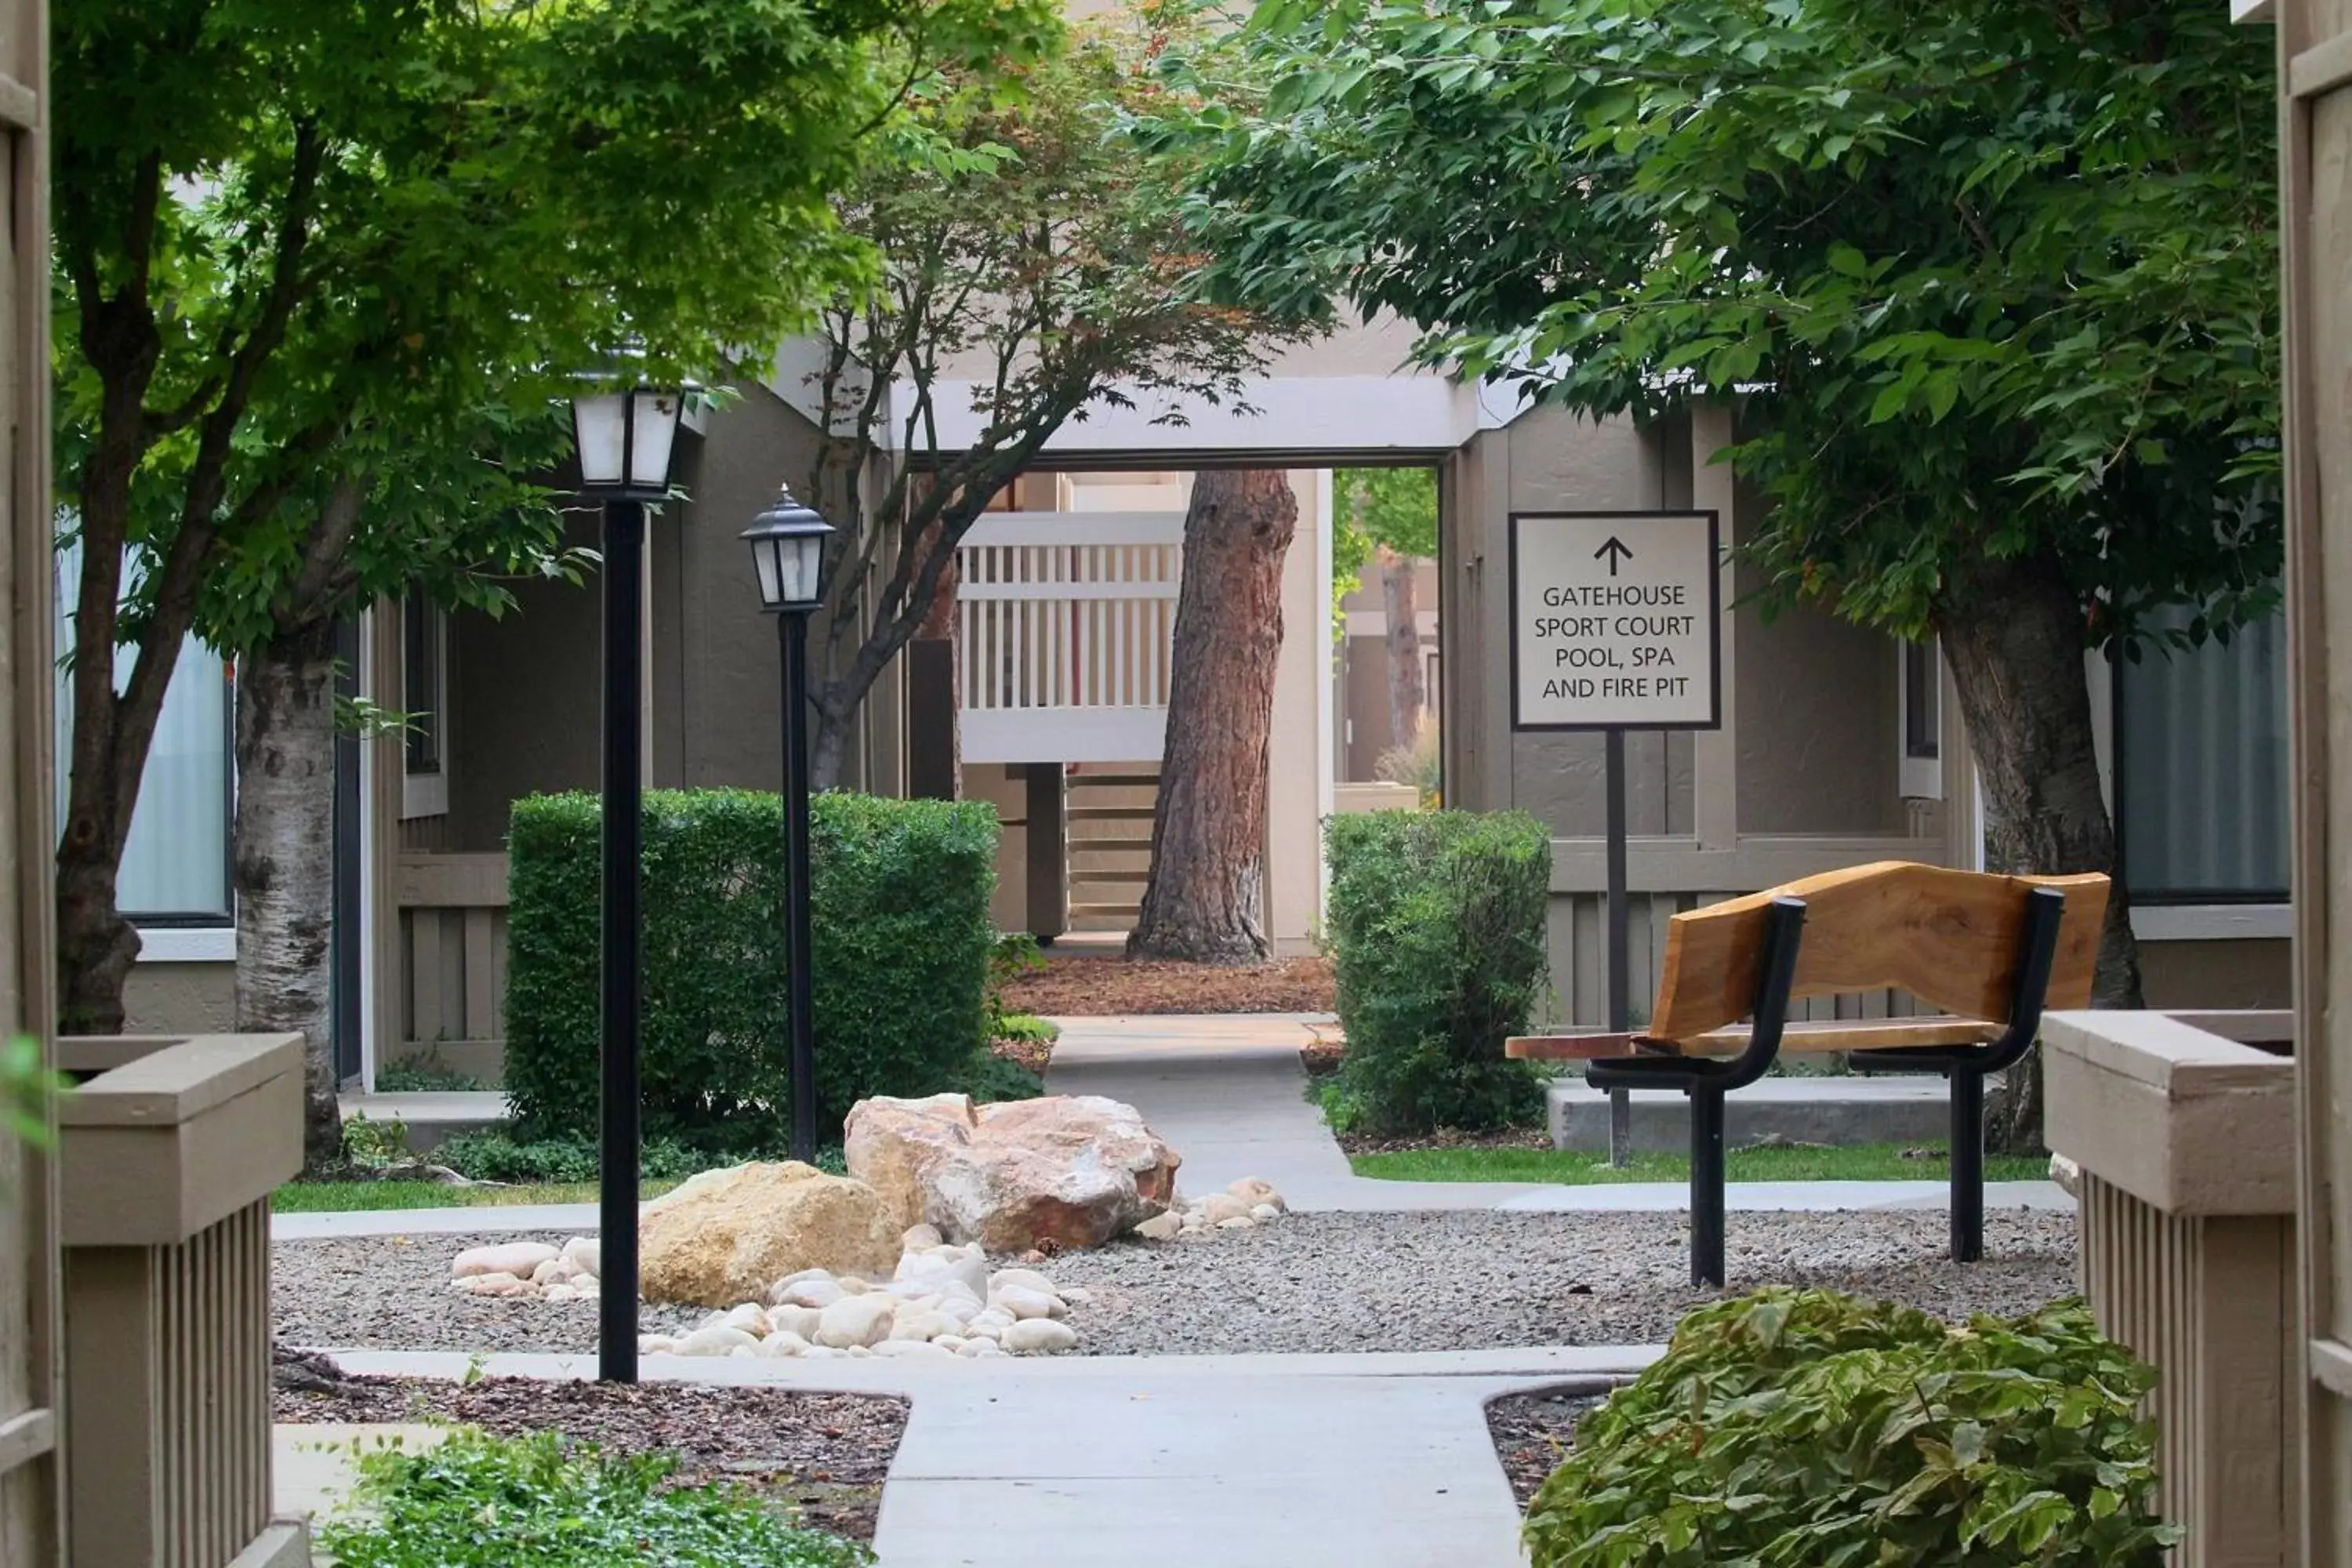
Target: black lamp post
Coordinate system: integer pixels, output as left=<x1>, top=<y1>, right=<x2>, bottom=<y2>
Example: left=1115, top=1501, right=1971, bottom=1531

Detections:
left=571, top=379, right=688, bottom=1385
left=742, top=488, right=834, bottom=1163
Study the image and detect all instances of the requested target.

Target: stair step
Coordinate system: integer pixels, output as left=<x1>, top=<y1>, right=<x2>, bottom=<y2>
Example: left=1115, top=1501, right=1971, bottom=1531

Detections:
left=1067, top=805, right=1157, bottom=821
left=1070, top=868, right=1152, bottom=884
left=1067, top=772, right=1161, bottom=788
left=1069, top=901, right=1144, bottom=918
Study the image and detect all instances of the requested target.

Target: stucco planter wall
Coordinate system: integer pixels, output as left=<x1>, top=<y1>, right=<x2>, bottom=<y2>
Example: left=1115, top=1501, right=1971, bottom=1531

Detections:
left=56, top=1033, right=309, bottom=1568
left=2043, top=1008, right=2297, bottom=1568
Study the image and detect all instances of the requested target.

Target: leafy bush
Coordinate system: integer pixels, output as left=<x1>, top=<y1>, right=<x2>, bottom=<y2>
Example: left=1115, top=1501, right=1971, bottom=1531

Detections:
left=993, top=1012, right=1059, bottom=1045
left=315, top=1428, right=871, bottom=1568
left=504, top=789, right=996, bottom=1154
left=376, top=1055, right=488, bottom=1093
left=952, top=1049, right=1045, bottom=1104
left=983, top=930, right=1047, bottom=1038
left=1323, top=810, right=1550, bottom=1134
left=1525, top=1289, right=2180, bottom=1566
left=432, top=1130, right=714, bottom=1185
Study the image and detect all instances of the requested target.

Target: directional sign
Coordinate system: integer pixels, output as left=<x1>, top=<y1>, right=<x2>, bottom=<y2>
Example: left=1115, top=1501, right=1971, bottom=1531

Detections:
left=1508, top=510, right=1722, bottom=731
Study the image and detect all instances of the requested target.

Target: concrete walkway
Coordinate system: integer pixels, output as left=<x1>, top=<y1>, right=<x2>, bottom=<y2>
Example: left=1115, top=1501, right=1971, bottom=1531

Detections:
left=288, top=1011, right=2066, bottom=1240
left=1043, top=1014, right=2071, bottom=1215
left=316, top=1348, right=1656, bottom=1568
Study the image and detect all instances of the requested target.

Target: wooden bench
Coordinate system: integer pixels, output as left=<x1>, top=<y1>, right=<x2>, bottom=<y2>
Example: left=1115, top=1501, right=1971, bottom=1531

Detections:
left=1506, top=861, right=2111, bottom=1286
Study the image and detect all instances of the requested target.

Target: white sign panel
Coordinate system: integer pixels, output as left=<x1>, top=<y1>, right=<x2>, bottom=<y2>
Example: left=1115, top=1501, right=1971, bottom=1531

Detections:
left=1510, top=510, right=1722, bottom=731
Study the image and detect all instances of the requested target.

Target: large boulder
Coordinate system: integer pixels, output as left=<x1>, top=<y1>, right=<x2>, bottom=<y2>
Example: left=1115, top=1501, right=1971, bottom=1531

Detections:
left=638, top=1161, right=900, bottom=1308
left=844, top=1093, right=1180, bottom=1252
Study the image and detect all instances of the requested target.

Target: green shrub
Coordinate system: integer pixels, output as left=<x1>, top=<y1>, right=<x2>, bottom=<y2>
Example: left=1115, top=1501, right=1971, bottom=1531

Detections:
left=315, top=1428, right=872, bottom=1568
left=503, top=789, right=997, bottom=1155
left=1323, top=809, right=1550, bottom=1134
left=952, top=1048, right=1045, bottom=1104
left=432, top=1130, right=710, bottom=1185
left=1524, top=1289, right=2180, bottom=1567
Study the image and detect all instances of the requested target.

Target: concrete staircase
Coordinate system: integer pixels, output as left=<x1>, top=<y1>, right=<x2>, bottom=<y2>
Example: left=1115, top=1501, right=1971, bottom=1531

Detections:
left=1065, top=766, right=1160, bottom=934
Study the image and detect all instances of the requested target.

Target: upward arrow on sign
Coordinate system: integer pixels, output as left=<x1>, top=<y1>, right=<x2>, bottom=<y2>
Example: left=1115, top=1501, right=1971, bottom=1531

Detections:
left=1594, top=536, right=1634, bottom=576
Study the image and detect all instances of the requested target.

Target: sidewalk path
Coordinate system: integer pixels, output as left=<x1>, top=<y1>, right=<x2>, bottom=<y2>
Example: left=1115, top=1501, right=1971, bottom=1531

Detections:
left=1042, top=1014, right=2072, bottom=1216
left=321, top=1348, right=1656, bottom=1568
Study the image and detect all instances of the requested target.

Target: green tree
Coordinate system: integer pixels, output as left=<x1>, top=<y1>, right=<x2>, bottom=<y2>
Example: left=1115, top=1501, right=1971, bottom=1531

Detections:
left=1334, top=466, right=1437, bottom=766
left=1148, top=0, right=2277, bottom=1134
left=797, top=5, right=1305, bottom=787
left=55, top=0, right=1050, bottom=1165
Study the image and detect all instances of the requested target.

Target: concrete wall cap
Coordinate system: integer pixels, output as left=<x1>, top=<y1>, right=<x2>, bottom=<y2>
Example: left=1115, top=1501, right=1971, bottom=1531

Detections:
left=57, top=1031, right=305, bottom=1127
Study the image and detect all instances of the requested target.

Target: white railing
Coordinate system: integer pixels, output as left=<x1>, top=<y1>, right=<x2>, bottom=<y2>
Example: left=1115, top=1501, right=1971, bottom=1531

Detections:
left=957, top=511, right=1183, bottom=764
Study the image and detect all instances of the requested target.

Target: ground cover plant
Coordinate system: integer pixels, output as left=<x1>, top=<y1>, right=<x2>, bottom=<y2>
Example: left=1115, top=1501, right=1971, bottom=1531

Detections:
left=314, top=1428, right=873, bottom=1568
left=1524, top=1288, right=2178, bottom=1566
left=1352, top=1142, right=2049, bottom=1186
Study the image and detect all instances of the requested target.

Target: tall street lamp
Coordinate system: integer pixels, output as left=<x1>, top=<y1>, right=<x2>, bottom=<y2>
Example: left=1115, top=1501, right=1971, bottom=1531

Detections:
left=571, top=379, right=688, bottom=1385
left=742, top=487, right=833, bottom=1163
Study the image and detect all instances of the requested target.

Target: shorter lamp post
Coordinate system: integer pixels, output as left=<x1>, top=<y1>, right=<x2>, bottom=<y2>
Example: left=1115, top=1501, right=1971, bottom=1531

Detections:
left=742, top=488, right=834, bottom=1163
left=571, top=379, right=688, bottom=1386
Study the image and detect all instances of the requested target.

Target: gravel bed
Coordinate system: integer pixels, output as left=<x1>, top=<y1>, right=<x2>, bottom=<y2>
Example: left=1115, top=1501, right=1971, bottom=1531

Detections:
left=276, top=1210, right=2074, bottom=1359
left=1486, top=1388, right=1606, bottom=1508
left=1042, top=1210, right=2075, bottom=1352
left=276, top=1373, right=904, bottom=1541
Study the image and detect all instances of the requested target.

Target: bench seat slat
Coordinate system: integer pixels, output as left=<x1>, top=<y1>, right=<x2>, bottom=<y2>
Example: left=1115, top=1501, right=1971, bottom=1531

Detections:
left=1504, top=1015, right=2002, bottom=1062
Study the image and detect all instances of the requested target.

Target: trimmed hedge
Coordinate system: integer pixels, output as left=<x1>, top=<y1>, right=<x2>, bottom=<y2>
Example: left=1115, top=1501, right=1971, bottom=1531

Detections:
left=504, top=789, right=997, bottom=1153
left=1323, top=809, right=1550, bottom=1134
left=1526, top=1289, right=2179, bottom=1565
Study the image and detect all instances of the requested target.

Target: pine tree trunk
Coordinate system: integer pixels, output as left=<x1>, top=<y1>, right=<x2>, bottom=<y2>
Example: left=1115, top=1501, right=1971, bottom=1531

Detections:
left=1379, top=546, right=1425, bottom=747
left=1127, top=470, right=1298, bottom=965
left=234, top=616, right=343, bottom=1171
left=1936, top=549, right=2143, bottom=1156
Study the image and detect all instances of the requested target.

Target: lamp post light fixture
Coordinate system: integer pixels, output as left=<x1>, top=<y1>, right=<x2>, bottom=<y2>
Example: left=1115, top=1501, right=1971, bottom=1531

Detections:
left=742, top=487, right=834, bottom=1164
left=572, top=378, right=688, bottom=1386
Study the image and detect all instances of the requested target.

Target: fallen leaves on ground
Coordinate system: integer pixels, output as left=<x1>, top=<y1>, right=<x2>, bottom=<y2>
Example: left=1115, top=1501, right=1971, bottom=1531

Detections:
left=1001, top=953, right=1335, bottom=1016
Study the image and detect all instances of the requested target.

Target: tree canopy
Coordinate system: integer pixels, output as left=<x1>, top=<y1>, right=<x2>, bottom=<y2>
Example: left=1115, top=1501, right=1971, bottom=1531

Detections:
left=1143, top=0, right=2281, bottom=1022
left=52, top=0, right=1055, bottom=1029
left=1148, top=0, right=2279, bottom=647
left=797, top=4, right=1306, bottom=784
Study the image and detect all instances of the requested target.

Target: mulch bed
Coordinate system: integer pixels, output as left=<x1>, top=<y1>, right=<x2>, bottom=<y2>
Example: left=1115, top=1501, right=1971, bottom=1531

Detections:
left=1334, top=1123, right=1555, bottom=1156
left=1486, top=1388, right=1607, bottom=1509
left=987, top=1034, right=1054, bottom=1075
left=1000, top=952, right=1336, bottom=1016
left=274, top=1372, right=908, bottom=1542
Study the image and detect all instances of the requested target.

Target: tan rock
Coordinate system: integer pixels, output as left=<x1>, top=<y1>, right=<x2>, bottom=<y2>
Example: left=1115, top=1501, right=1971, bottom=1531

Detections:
left=1225, top=1178, right=1285, bottom=1213
left=1196, top=1193, right=1251, bottom=1225
left=638, top=1161, right=900, bottom=1308
left=844, top=1093, right=1181, bottom=1252
left=453, top=1241, right=559, bottom=1280
left=1133, top=1210, right=1184, bottom=1241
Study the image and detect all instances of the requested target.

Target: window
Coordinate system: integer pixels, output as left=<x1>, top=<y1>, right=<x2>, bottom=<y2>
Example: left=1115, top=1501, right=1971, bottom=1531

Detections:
left=53, top=539, right=234, bottom=925
left=1899, top=638, right=1944, bottom=800
left=1904, top=640, right=1940, bottom=760
left=2116, top=607, right=2290, bottom=902
left=400, top=597, right=449, bottom=818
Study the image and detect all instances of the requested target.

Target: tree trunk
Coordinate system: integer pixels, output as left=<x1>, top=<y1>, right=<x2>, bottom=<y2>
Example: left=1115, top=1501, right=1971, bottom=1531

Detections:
left=233, top=616, right=342, bottom=1171
left=1127, top=470, right=1299, bottom=965
left=56, top=841, right=140, bottom=1036
left=1378, top=546, right=1425, bottom=747
left=1936, top=549, right=2143, bottom=1156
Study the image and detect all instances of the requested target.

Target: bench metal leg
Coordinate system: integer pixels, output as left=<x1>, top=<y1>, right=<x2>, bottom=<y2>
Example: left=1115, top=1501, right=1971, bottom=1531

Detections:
left=1691, top=1087, right=1726, bottom=1287
left=1951, top=1068, right=1984, bottom=1263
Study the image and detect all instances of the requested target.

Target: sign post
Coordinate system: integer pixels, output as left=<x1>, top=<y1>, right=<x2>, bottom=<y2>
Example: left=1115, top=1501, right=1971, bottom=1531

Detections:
left=1509, top=510, right=1723, bottom=1165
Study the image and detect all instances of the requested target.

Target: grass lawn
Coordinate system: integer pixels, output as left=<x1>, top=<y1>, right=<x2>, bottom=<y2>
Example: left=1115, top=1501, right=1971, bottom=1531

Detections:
left=271, top=1178, right=684, bottom=1214
left=1349, top=1142, right=2051, bottom=1185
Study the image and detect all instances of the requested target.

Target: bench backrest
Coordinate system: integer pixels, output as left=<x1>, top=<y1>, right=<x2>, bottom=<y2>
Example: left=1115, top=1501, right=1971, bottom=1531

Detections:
left=1647, top=861, right=2112, bottom=1043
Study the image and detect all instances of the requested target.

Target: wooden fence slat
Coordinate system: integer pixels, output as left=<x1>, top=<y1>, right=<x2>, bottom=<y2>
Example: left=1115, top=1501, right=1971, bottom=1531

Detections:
left=463, top=909, right=495, bottom=1042
left=408, top=909, right=444, bottom=1044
